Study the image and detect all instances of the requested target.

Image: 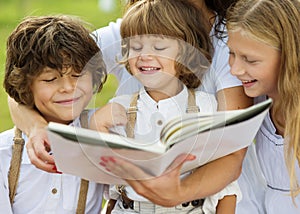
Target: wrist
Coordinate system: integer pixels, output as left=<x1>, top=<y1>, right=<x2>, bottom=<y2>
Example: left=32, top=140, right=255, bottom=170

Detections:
left=28, top=122, right=48, bottom=137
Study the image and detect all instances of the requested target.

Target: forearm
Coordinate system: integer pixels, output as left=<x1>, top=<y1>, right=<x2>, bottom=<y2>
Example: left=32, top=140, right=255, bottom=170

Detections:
left=216, top=195, right=237, bottom=214
left=180, top=148, right=246, bottom=202
left=8, top=96, right=47, bottom=136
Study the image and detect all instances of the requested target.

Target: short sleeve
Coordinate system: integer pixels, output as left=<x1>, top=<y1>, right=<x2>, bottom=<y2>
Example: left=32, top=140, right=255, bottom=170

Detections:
left=202, top=180, right=242, bottom=214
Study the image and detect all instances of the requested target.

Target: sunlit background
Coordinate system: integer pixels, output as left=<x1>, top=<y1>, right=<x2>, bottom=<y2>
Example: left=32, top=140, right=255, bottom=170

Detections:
left=0, top=0, right=125, bottom=132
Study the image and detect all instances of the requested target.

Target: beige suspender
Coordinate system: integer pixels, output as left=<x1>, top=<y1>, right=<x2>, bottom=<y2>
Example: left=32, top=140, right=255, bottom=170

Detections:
left=125, top=90, right=200, bottom=138
left=76, top=109, right=90, bottom=214
left=8, top=127, right=24, bottom=204
left=125, top=92, right=139, bottom=138
left=8, top=110, right=90, bottom=213
left=186, top=89, right=200, bottom=113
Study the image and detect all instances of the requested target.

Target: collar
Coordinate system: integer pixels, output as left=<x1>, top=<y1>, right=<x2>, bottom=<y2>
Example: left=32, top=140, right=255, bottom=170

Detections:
left=138, top=85, right=189, bottom=112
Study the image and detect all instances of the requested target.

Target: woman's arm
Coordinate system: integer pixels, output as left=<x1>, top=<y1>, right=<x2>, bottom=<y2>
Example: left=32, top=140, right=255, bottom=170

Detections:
left=8, top=97, right=56, bottom=172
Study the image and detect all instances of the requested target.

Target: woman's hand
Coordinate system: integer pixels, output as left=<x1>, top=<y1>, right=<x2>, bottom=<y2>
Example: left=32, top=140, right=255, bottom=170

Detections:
left=100, top=153, right=196, bottom=207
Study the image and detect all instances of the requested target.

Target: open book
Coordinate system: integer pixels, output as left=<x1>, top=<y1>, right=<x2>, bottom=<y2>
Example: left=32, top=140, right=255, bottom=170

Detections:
left=48, top=98, right=272, bottom=184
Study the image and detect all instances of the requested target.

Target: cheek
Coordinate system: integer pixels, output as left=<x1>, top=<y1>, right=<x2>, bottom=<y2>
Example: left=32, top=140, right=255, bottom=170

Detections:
left=164, top=59, right=177, bottom=76
left=31, top=83, right=47, bottom=102
left=31, top=89, right=50, bottom=109
left=128, top=59, right=138, bottom=74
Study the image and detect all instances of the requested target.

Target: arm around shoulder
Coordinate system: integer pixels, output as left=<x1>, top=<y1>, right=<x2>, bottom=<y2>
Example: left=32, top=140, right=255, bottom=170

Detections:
left=8, top=96, right=48, bottom=136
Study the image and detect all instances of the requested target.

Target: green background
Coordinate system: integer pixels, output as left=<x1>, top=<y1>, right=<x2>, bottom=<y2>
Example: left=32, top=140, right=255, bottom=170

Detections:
left=0, top=0, right=122, bottom=132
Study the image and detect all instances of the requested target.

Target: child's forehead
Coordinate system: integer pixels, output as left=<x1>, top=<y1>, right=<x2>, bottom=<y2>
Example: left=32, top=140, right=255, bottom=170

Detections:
left=40, top=66, right=79, bottom=75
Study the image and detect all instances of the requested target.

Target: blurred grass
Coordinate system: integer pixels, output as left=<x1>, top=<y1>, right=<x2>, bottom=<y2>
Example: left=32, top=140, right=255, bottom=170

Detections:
left=0, top=0, right=122, bottom=132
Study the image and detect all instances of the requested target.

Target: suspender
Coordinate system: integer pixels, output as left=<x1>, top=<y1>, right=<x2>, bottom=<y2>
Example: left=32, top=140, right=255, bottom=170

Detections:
left=8, top=110, right=90, bottom=213
left=125, top=89, right=200, bottom=138
left=8, top=128, right=24, bottom=204
left=77, top=110, right=90, bottom=214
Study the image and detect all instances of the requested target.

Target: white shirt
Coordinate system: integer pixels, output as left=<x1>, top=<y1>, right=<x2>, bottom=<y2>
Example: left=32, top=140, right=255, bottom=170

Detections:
left=237, top=96, right=300, bottom=214
left=0, top=111, right=105, bottom=214
left=93, top=18, right=242, bottom=96
left=109, top=86, right=241, bottom=213
left=256, top=96, right=300, bottom=213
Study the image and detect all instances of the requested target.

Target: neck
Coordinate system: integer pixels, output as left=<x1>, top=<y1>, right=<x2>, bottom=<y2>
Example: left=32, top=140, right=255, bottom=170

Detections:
left=146, top=82, right=184, bottom=102
left=270, top=99, right=285, bottom=136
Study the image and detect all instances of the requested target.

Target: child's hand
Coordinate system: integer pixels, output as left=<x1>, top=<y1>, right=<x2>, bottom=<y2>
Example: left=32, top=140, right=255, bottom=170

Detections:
left=99, top=154, right=196, bottom=207
left=26, top=126, right=58, bottom=173
left=90, top=103, right=127, bottom=133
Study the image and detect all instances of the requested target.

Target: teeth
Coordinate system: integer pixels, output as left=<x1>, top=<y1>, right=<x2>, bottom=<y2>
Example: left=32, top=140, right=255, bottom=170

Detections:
left=242, top=80, right=256, bottom=83
left=141, top=67, right=159, bottom=71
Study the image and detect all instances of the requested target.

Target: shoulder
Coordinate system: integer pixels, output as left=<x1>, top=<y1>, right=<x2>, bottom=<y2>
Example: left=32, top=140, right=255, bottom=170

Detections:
left=0, top=129, right=14, bottom=185
left=0, top=129, right=15, bottom=149
left=195, top=91, right=217, bottom=112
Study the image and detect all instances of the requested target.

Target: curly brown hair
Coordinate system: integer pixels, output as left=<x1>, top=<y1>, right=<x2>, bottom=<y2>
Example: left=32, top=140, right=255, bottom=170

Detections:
left=4, top=15, right=107, bottom=107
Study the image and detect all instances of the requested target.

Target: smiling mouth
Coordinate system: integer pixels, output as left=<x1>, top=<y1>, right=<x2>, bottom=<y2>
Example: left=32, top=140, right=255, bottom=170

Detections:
left=242, top=79, right=257, bottom=84
left=55, top=97, right=80, bottom=104
left=139, top=67, right=160, bottom=74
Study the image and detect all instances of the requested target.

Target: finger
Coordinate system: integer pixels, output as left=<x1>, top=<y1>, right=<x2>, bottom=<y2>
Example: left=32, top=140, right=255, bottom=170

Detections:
left=100, top=156, right=152, bottom=180
left=27, top=146, right=57, bottom=173
left=29, top=137, right=55, bottom=165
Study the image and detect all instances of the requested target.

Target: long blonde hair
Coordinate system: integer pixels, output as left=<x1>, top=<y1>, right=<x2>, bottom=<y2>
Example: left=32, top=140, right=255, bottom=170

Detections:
left=227, top=0, right=300, bottom=198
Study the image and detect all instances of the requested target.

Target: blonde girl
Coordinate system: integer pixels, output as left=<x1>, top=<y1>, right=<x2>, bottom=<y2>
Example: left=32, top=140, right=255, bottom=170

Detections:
left=227, top=0, right=300, bottom=212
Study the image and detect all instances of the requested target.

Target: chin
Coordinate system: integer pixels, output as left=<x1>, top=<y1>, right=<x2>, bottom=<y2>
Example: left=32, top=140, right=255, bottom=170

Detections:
left=244, top=90, right=262, bottom=98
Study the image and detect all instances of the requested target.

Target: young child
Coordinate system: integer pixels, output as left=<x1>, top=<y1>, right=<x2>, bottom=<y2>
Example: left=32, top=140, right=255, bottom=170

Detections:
left=0, top=15, right=107, bottom=213
left=226, top=0, right=300, bottom=213
left=100, top=0, right=241, bottom=213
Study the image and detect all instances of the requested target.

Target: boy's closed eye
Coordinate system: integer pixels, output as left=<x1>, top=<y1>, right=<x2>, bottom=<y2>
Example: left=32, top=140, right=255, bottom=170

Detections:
left=42, top=77, right=57, bottom=82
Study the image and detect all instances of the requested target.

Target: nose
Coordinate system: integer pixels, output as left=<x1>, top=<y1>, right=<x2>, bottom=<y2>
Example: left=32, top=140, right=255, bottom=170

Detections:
left=229, top=57, right=246, bottom=77
left=139, top=53, right=154, bottom=61
left=138, top=46, right=155, bottom=61
left=59, top=76, right=76, bottom=92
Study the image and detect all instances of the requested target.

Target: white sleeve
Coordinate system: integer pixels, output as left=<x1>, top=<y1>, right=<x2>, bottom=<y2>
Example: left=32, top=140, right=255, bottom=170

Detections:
left=0, top=173, right=12, bottom=214
left=213, top=41, right=242, bottom=92
left=202, top=180, right=242, bottom=214
left=0, top=133, right=14, bottom=214
left=92, top=19, right=142, bottom=95
left=200, top=37, right=242, bottom=94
